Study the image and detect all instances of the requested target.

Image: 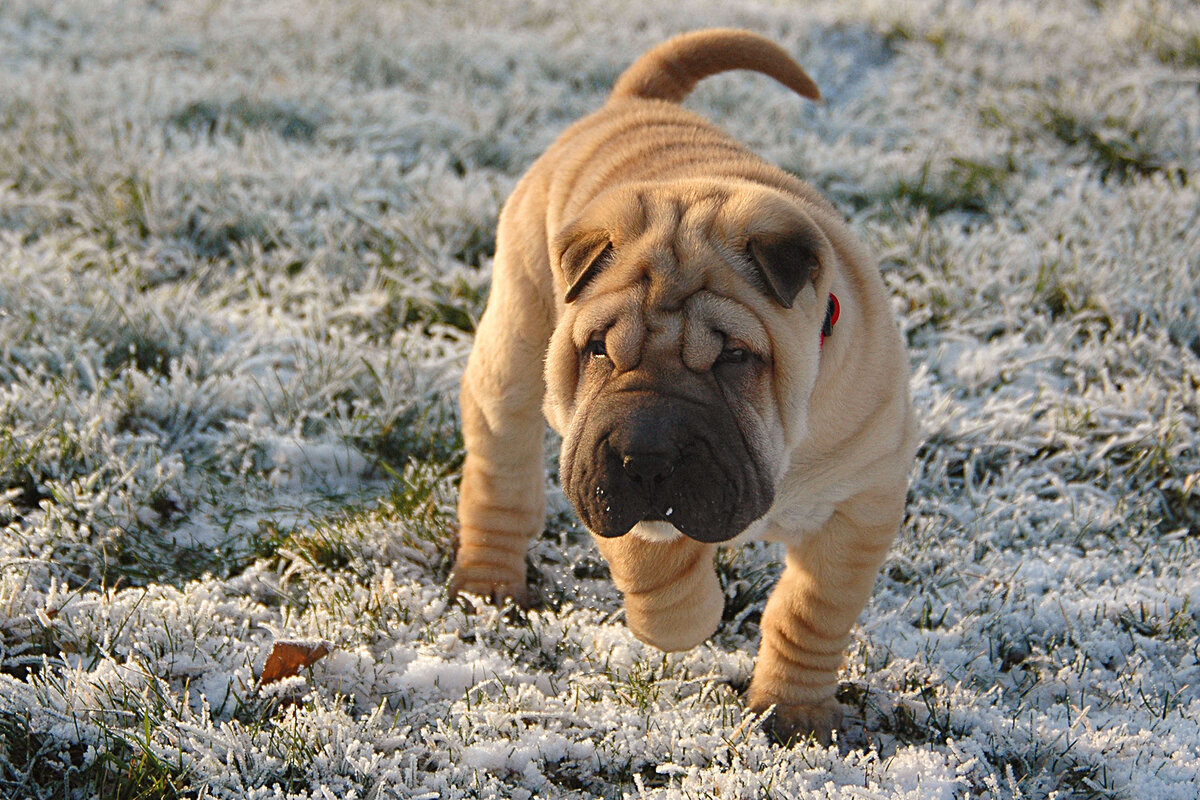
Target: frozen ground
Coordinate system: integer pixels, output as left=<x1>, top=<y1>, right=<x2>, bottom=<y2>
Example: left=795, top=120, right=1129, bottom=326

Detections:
left=1, top=0, right=1198, bottom=797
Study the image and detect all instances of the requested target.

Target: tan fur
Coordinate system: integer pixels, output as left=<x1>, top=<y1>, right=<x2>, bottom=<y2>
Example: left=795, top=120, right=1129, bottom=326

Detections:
left=450, top=29, right=919, bottom=744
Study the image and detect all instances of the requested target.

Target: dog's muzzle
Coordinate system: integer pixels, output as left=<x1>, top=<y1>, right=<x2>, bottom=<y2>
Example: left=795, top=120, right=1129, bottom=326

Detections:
left=566, top=392, right=773, bottom=543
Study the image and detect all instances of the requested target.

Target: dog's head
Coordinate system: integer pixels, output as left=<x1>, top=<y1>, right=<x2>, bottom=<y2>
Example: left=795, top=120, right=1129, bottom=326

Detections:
left=544, top=180, right=837, bottom=543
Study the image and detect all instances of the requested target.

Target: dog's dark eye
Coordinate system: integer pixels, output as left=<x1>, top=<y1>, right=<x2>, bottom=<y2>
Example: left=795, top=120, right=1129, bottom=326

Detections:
left=583, top=338, right=608, bottom=359
left=716, top=346, right=750, bottom=365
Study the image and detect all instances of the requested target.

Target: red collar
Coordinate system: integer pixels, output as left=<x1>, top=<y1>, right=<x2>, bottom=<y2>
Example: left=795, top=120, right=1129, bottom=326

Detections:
left=819, top=293, right=840, bottom=348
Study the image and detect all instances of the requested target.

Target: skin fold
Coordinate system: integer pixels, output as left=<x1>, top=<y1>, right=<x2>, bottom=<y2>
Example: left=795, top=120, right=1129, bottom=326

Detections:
left=450, top=29, right=919, bottom=744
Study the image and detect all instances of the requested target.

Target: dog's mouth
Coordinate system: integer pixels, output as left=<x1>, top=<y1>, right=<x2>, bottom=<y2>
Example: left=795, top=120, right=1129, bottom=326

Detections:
left=580, top=479, right=764, bottom=543
left=630, top=519, right=683, bottom=543
left=566, top=422, right=773, bottom=544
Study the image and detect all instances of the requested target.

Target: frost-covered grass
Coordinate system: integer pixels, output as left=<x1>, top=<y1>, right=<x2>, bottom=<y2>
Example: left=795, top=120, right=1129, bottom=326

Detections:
left=0, top=0, right=1198, bottom=798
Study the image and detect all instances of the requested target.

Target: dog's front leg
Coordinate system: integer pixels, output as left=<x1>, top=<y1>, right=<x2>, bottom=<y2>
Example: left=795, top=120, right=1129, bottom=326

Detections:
left=593, top=534, right=724, bottom=652
left=747, top=481, right=905, bottom=744
left=451, top=233, right=554, bottom=607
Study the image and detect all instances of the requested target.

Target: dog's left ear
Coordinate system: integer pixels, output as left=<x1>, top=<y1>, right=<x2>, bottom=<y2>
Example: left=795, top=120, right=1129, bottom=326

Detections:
left=746, top=225, right=824, bottom=309
left=557, top=228, right=614, bottom=303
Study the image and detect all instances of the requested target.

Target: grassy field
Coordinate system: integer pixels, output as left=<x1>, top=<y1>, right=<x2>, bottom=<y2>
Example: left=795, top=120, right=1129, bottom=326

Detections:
left=1, top=0, right=1198, bottom=797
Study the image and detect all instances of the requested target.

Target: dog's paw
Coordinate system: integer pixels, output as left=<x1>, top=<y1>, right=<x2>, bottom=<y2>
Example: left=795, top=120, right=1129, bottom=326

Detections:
left=749, top=697, right=843, bottom=747
left=447, top=565, right=532, bottom=610
left=624, top=581, right=722, bottom=652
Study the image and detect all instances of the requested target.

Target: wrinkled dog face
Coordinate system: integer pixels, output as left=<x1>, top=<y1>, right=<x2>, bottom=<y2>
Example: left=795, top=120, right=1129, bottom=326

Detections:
left=561, top=325, right=777, bottom=543
left=544, top=183, right=826, bottom=543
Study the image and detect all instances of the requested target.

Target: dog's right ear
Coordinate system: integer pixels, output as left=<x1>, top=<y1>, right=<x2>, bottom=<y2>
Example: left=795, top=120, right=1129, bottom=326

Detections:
left=556, top=228, right=614, bottom=303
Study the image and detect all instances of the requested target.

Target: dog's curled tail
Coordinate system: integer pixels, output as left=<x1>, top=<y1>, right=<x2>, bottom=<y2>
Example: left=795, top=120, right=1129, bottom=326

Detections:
left=608, top=29, right=821, bottom=105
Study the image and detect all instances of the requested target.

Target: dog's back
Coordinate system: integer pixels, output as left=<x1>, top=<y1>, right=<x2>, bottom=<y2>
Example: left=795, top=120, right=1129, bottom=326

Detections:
left=537, top=31, right=831, bottom=239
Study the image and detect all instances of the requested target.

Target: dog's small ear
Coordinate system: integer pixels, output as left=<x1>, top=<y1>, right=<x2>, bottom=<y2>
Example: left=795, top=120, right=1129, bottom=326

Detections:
left=746, top=226, right=823, bottom=309
left=558, top=229, right=614, bottom=303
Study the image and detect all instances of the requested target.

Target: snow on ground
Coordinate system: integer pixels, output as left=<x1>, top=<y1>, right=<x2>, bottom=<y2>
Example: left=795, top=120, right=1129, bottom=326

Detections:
left=1, top=0, right=1198, bottom=797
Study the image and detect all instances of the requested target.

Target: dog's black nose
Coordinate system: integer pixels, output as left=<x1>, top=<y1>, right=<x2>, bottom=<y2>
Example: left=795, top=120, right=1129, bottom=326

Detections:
left=622, top=452, right=675, bottom=485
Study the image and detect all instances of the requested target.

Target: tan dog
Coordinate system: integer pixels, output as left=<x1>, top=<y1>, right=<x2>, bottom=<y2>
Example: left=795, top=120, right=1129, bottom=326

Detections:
left=450, top=29, right=918, bottom=743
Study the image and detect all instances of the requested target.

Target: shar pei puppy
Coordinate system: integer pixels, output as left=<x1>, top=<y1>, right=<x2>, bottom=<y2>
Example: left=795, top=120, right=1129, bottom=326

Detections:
left=449, top=28, right=919, bottom=743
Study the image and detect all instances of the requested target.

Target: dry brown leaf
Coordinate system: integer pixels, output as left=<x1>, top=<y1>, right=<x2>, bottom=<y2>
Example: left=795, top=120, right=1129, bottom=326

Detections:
left=258, top=640, right=330, bottom=686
